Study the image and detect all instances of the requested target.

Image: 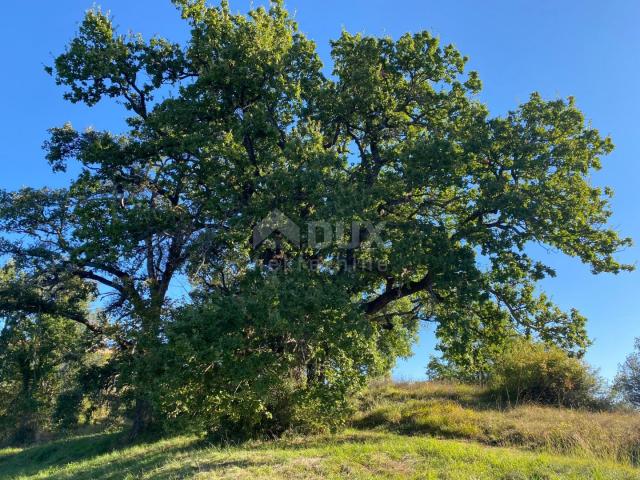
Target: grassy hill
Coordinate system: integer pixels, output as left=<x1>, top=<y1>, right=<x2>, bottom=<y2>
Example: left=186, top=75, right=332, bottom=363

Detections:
left=355, top=381, right=640, bottom=464
left=1, top=381, right=639, bottom=479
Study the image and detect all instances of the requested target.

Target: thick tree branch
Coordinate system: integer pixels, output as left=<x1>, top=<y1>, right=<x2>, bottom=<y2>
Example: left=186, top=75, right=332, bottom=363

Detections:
left=364, top=272, right=439, bottom=315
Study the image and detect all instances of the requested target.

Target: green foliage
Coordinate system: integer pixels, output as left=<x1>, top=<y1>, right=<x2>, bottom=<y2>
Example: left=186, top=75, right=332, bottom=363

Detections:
left=51, top=390, right=85, bottom=431
left=489, top=339, right=602, bottom=408
left=428, top=300, right=592, bottom=386
left=614, top=338, right=640, bottom=408
left=162, top=268, right=416, bottom=439
left=0, top=0, right=632, bottom=438
left=426, top=318, right=514, bottom=385
left=0, top=270, right=93, bottom=444
left=426, top=355, right=491, bottom=385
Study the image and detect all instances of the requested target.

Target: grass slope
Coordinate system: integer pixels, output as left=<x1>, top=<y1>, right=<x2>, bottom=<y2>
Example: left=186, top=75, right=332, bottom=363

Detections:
left=2, top=430, right=639, bottom=479
left=354, top=381, right=640, bottom=465
left=1, top=381, right=639, bottom=479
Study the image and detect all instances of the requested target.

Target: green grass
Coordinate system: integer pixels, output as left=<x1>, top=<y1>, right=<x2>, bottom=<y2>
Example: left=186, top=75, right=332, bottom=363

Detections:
left=2, top=430, right=639, bottom=479
left=2, top=381, right=640, bottom=479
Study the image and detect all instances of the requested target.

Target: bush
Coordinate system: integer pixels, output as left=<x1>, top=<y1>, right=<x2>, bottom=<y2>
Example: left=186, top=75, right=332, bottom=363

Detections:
left=489, top=339, right=601, bottom=408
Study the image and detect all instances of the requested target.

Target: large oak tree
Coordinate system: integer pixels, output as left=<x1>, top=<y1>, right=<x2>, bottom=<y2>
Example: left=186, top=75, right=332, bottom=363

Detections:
left=0, top=0, right=631, bottom=435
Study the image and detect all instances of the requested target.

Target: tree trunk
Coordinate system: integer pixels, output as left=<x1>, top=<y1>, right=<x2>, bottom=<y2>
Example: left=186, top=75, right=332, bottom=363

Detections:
left=128, top=308, right=163, bottom=440
left=129, top=396, right=154, bottom=440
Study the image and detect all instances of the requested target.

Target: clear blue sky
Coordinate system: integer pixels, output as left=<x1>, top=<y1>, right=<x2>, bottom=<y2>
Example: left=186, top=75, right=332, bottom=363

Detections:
left=0, top=1, right=638, bottom=380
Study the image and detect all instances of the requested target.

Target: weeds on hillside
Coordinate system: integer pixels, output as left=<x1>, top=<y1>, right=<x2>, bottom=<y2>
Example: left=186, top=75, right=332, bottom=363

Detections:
left=353, top=381, right=640, bottom=465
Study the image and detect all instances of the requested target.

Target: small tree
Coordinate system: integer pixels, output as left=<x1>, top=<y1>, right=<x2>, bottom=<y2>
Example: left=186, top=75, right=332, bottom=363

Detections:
left=614, top=338, right=640, bottom=408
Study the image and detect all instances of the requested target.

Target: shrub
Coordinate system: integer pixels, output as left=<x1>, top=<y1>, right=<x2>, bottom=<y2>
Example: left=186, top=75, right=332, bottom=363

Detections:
left=489, top=339, right=601, bottom=408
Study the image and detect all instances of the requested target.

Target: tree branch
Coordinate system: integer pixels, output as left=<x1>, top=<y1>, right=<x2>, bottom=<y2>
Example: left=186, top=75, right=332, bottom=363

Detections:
left=364, top=272, right=440, bottom=315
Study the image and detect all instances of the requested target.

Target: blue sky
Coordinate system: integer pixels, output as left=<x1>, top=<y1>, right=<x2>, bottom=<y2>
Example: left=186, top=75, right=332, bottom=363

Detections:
left=0, top=1, right=638, bottom=380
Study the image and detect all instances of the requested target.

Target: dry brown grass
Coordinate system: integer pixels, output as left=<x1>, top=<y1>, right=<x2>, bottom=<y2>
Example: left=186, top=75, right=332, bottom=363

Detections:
left=352, top=380, right=640, bottom=465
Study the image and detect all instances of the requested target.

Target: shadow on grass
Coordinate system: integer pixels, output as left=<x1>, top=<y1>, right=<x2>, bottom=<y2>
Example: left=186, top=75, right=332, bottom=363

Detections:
left=0, top=429, right=395, bottom=479
left=0, top=432, right=204, bottom=480
left=351, top=413, right=477, bottom=441
left=0, top=432, right=122, bottom=476
left=151, top=433, right=390, bottom=479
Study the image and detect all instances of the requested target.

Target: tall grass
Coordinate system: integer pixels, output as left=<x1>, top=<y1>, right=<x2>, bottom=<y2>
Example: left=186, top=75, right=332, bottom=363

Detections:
left=353, top=380, right=640, bottom=465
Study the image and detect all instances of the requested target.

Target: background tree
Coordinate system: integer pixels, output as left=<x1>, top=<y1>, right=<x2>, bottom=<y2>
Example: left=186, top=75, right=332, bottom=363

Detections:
left=0, top=0, right=632, bottom=437
left=427, top=304, right=589, bottom=385
left=614, top=338, right=640, bottom=408
left=0, top=266, right=92, bottom=444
